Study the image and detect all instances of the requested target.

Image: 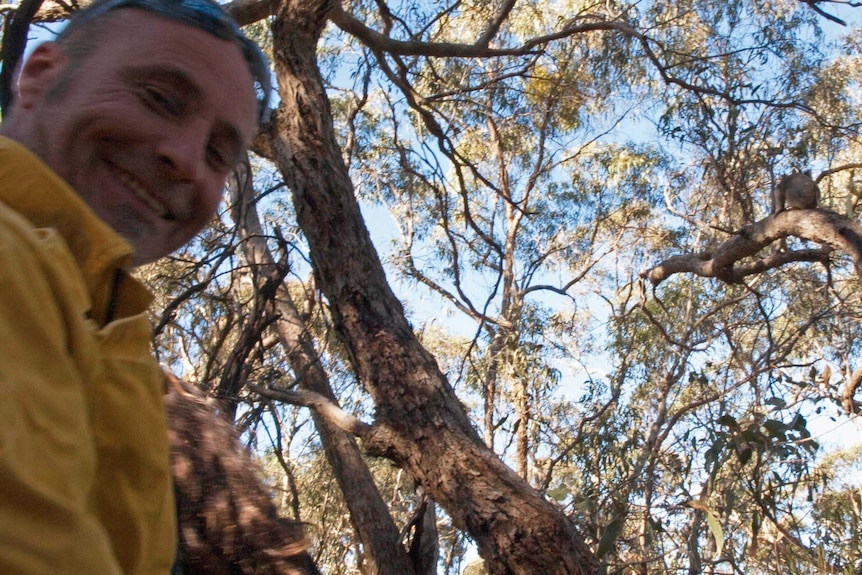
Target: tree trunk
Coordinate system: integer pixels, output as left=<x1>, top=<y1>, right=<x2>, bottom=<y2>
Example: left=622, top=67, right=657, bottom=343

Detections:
left=483, top=331, right=502, bottom=449
left=266, top=1, right=602, bottom=573
left=228, top=160, right=415, bottom=575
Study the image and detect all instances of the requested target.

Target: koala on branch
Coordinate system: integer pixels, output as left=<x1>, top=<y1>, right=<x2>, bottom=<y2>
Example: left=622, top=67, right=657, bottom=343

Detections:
left=773, top=171, right=820, bottom=214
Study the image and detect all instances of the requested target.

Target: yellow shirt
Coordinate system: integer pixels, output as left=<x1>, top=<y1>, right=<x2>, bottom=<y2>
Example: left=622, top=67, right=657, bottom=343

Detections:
left=0, top=136, right=176, bottom=574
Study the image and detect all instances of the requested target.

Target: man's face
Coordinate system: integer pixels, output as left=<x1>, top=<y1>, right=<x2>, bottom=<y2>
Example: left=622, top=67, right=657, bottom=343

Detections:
left=13, top=9, right=259, bottom=265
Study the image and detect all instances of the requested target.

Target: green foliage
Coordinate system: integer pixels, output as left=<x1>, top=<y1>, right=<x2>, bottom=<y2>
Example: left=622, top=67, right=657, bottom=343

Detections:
left=145, top=0, right=862, bottom=573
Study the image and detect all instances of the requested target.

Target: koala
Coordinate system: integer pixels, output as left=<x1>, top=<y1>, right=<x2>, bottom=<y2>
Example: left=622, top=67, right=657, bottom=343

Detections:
left=773, top=171, right=820, bottom=214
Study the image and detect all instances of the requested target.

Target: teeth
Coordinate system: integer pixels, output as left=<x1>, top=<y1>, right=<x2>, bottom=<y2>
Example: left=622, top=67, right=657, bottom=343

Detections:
left=116, top=168, right=170, bottom=218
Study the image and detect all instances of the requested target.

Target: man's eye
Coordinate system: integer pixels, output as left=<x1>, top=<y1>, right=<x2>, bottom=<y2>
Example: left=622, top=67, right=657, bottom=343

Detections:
left=207, top=144, right=229, bottom=170
left=143, top=86, right=181, bottom=115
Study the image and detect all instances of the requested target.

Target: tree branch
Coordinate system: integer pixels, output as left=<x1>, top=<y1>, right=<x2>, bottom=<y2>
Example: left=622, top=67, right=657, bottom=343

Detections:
left=0, top=0, right=45, bottom=114
left=841, top=365, right=862, bottom=415
left=641, top=208, right=862, bottom=285
left=799, top=0, right=847, bottom=26
left=328, top=3, right=542, bottom=58
left=476, top=0, right=517, bottom=49
left=250, top=384, right=373, bottom=438
left=24, top=0, right=276, bottom=25
left=223, top=0, right=277, bottom=26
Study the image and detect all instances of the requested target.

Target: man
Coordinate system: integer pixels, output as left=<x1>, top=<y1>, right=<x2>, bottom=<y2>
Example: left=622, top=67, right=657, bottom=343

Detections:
left=0, top=1, right=269, bottom=573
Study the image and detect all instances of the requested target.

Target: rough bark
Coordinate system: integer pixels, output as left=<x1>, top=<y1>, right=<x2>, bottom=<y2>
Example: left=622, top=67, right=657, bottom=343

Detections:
left=266, top=1, right=602, bottom=573
left=165, top=377, right=320, bottom=575
left=228, top=159, right=416, bottom=575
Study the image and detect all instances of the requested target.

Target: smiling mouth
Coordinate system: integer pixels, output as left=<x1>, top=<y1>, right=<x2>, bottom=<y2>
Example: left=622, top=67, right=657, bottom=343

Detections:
left=113, top=165, right=174, bottom=220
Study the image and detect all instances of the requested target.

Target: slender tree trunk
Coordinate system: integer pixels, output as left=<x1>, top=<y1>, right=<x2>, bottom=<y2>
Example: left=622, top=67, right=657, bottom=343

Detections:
left=405, top=486, right=440, bottom=575
left=515, top=377, right=529, bottom=481
left=228, top=160, right=416, bottom=575
left=484, top=331, right=502, bottom=448
left=265, top=1, right=601, bottom=573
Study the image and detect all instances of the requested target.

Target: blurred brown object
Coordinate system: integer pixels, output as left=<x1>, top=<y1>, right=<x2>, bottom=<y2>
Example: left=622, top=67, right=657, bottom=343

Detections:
left=773, top=171, right=820, bottom=213
left=165, top=376, right=321, bottom=575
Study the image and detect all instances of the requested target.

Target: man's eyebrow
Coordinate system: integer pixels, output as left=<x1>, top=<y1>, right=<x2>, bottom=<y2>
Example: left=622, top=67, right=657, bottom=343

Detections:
left=125, top=65, right=204, bottom=101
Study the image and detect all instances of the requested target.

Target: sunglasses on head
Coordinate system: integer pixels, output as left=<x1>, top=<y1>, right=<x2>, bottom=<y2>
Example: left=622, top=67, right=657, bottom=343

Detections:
left=57, top=0, right=272, bottom=123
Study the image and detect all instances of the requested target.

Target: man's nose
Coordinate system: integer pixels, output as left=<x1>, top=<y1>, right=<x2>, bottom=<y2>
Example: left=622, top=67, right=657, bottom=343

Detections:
left=156, top=125, right=207, bottom=181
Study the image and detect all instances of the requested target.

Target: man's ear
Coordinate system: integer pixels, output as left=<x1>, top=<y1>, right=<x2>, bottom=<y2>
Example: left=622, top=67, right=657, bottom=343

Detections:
left=15, top=42, right=68, bottom=109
